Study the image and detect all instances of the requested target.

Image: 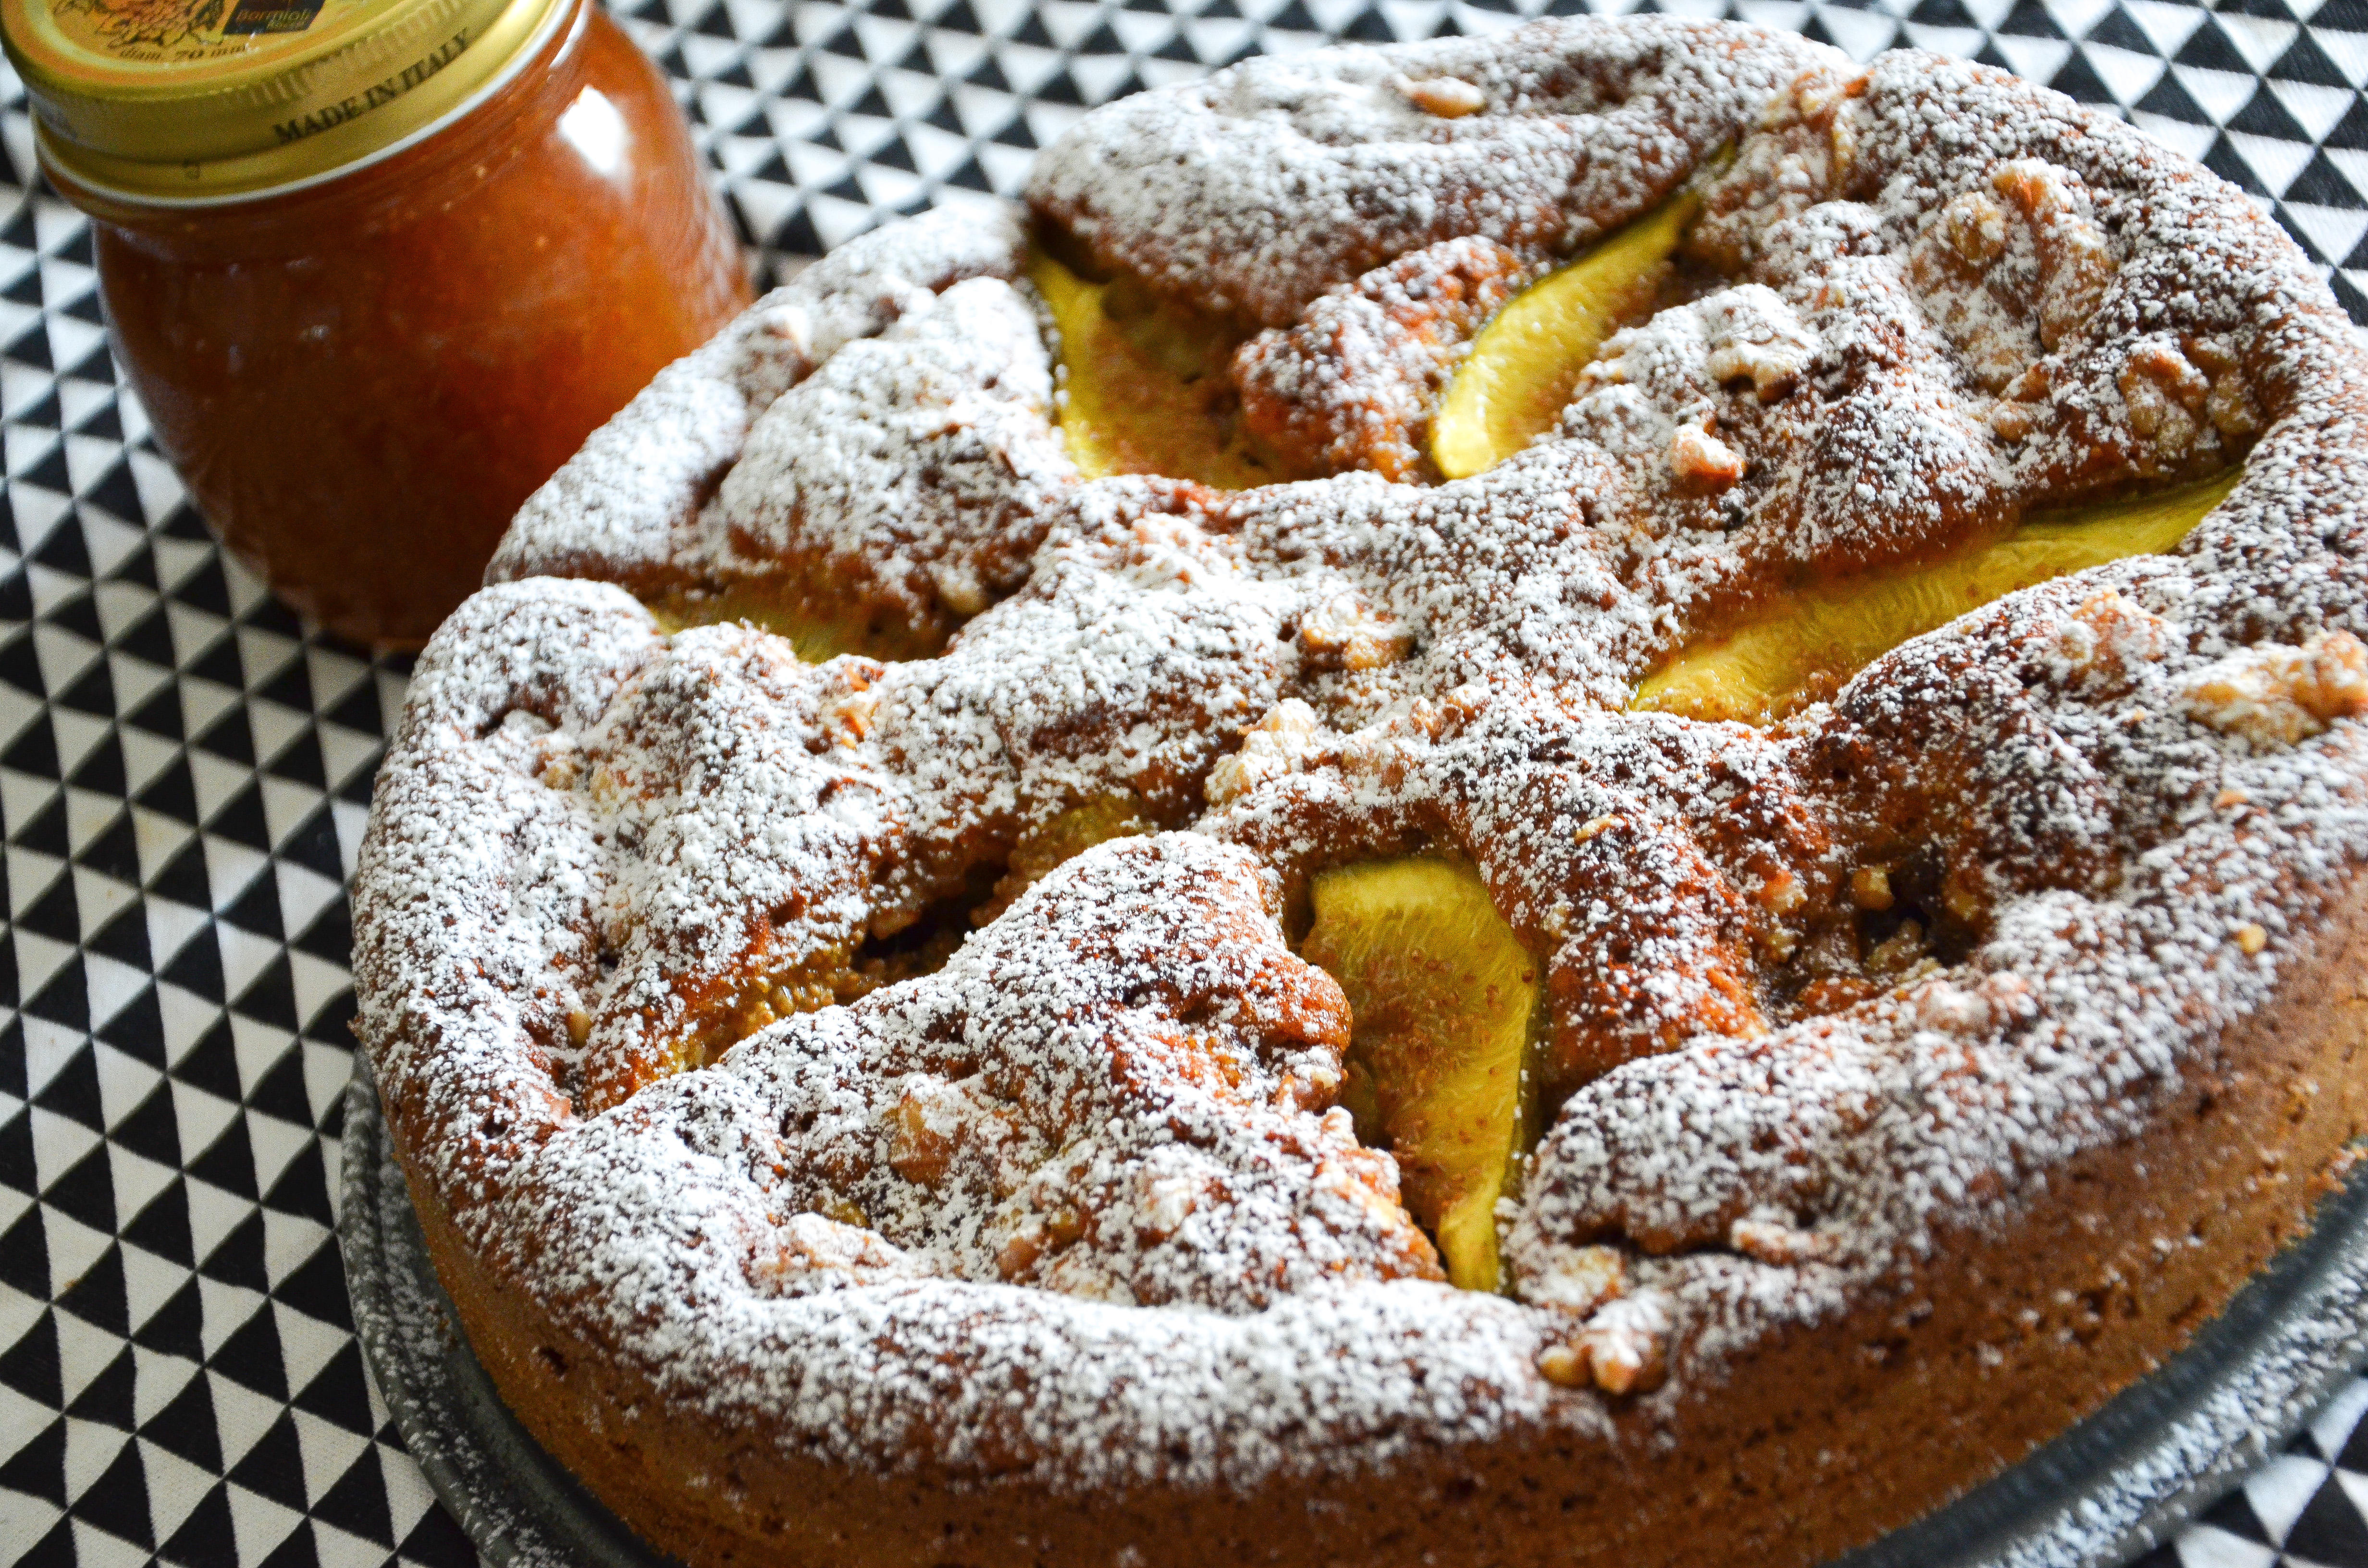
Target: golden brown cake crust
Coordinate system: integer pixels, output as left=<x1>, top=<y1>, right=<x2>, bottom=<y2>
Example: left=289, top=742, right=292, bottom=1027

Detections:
left=358, top=16, right=2368, bottom=1567
left=407, top=870, right=2368, bottom=1566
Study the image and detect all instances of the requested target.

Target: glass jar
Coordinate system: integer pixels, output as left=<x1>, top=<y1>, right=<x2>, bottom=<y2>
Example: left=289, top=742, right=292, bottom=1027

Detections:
left=3, top=0, right=752, bottom=646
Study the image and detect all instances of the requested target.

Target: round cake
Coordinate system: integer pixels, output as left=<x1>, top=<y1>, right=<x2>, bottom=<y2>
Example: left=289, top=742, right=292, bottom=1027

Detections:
left=354, top=17, right=2368, bottom=1567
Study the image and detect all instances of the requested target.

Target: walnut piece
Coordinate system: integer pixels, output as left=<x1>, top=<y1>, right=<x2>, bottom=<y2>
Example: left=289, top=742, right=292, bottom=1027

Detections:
left=2050, top=589, right=2169, bottom=693
left=1576, top=1293, right=1672, bottom=1395
left=2185, top=333, right=2264, bottom=441
left=1730, top=1214, right=1838, bottom=1265
left=1398, top=74, right=1486, bottom=117
left=887, top=1079, right=964, bottom=1186
left=1669, top=425, right=1745, bottom=490
left=1938, top=188, right=2009, bottom=268
left=1988, top=401, right=2035, bottom=441
left=1536, top=1290, right=1671, bottom=1395
left=1206, top=698, right=1323, bottom=805
left=2181, top=631, right=2368, bottom=747
left=1511, top=1240, right=1628, bottom=1316
left=1688, top=66, right=1870, bottom=272
left=1135, top=1175, right=1202, bottom=1242
left=1990, top=160, right=2116, bottom=353
left=751, top=1213, right=918, bottom=1297
left=2119, top=338, right=2212, bottom=462
left=1906, top=159, right=2118, bottom=395
left=1850, top=866, right=1893, bottom=911
left=1299, top=592, right=1413, bottom=673
left=1704, top=329, right=1817, bottom=402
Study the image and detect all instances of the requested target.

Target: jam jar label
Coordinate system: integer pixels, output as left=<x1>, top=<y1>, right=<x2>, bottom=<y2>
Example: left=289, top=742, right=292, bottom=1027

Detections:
left=222, top=0, right=327, bottom=34
left=45, top=0, right=396, bottom=63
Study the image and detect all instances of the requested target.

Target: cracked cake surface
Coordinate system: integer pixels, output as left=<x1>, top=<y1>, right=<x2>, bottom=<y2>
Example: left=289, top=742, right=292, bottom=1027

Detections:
left=357, top=17, right=2368, bottom=1567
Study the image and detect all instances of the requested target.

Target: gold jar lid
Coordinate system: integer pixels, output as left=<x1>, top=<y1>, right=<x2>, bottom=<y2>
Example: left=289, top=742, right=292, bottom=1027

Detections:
left=1, top=0, right=568, bottom=203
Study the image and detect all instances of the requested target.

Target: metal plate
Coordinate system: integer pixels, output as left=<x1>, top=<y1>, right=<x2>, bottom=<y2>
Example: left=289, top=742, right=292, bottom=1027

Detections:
left=339, top=1071, right=680, bottom=1568
left=339, top=1065, right=2368, bottom=1568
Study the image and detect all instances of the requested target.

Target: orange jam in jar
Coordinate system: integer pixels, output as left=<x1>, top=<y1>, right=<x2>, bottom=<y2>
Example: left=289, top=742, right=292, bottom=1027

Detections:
left=2, top=0, right=752, bottom=646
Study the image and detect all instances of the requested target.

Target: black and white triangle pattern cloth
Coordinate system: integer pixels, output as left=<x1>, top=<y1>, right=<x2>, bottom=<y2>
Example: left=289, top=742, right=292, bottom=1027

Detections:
left=0, top=189, right=462, bottom=1567
left=632, top=0, right=2368, bottom=322
left=2133, top=1383, right=2368, bottom=1568
left=4, top=0, right=2368, bottom=1564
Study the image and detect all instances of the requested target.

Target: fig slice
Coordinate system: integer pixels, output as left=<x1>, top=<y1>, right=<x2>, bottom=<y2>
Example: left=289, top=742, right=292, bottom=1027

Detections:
left=1431, top=192, right=1699, bottom=479
left=1633, top=469, right=2242, bottom=726
left=1301, top=856, right=1542, bottom=1292
left=1027, top=247, right=1283, bottom=490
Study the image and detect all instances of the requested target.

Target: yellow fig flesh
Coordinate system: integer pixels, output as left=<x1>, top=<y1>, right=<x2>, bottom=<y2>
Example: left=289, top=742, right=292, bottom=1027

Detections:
left=1027, top=248, right=1283, bottom=490
left=1632, top=470, right=2242, bottom=726
left=1301, top=857, right=1542, bottom=1292
left=648, top=586, right=906, bottom=663
left=1431, top=193, right=1699, bottom=480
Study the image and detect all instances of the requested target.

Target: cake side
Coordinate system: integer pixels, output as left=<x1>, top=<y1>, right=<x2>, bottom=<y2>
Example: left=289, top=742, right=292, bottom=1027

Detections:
left=394, top=857, right=2368, bottom=1566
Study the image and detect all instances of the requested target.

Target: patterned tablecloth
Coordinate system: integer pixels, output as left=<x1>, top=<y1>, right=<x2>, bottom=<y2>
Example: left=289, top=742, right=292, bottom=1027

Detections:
left=6, top=0, right=2368, bottom=1564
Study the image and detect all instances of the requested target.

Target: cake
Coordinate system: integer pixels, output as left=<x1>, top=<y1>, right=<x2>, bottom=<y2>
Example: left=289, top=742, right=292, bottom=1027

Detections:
left=352, top=17, right=2368, bottom=1566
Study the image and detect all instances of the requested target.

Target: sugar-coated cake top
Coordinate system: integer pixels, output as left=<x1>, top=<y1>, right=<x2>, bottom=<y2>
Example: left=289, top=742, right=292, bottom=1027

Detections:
left=359, top=17, right=2368, bottom=1491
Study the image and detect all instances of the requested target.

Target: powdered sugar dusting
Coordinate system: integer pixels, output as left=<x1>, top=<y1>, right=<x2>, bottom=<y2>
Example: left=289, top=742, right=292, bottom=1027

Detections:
left=1028, top=19, right=1829, bottom=327
left=358, top=19, right=2368, bottom=1500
